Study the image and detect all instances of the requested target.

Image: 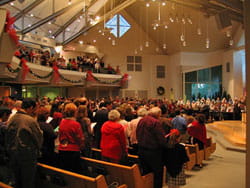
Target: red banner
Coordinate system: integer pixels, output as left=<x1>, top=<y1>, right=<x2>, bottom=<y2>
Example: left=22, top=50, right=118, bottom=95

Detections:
left=86, top=70, right=95, bottom=81
left=53, top=63, right=60, bottom=83
left=21, top=58, right=29, bottom=82
left=120, top=73, right=128, bottom=85
left=5, top=11, right=19, bottom=46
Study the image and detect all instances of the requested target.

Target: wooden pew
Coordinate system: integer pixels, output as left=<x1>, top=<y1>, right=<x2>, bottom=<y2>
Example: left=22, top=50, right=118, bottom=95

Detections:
left=0, top=182, right=13, bottom=188
left=184, top=144, right=204, bottom=166
left=204, top=137, right=216, bottom=160
left=91, top=148, right=139, bottom=165
left=36, top=163, right=127, bottom=188
left=185, top=146, right=196, bottom=170
left=81, top=156, right=154, bottom=188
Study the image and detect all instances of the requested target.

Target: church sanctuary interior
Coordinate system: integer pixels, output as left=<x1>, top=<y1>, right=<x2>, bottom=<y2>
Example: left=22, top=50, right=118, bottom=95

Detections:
left=0, top=0, right=249, bottom=188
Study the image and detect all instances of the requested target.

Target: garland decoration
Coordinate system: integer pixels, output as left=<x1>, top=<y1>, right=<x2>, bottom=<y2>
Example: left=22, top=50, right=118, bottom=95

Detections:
left=6, top=60, right=128, bottom=85
left=5, top=11, right=19, bottom=46
left=6, top=63, right=21, bottom=73
left=59, top=73, right=84, bottom=83
left=29, top=69, right=53, bottom=79
left=86, top=71, right=129, bottom=85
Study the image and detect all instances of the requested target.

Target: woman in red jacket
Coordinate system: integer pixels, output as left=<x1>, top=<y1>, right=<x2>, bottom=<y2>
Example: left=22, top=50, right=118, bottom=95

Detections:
left=187, top=114, right=208, bottom=150
left=101, top=109, right=127, bottom=164
left=58, top=103, right=84, bottom=172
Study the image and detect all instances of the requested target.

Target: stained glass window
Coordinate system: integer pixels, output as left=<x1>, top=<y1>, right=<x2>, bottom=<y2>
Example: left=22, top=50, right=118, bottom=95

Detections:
left=106, top=14, right=131, bottom=38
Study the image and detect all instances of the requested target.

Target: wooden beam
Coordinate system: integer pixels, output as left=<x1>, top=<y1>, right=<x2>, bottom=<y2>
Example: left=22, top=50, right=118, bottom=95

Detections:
left=52, top=0, right=98, bottom=38
left=62, top=0, right=137, bottom=45
left=14, top=0, right=45, bottom=20
left=209, top=0, right=243, bottom=14
left=21, top=0, right=82, bottom=34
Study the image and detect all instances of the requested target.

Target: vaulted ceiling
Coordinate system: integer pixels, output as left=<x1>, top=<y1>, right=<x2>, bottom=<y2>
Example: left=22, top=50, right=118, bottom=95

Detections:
left=0, top=0, right=244, bottom=54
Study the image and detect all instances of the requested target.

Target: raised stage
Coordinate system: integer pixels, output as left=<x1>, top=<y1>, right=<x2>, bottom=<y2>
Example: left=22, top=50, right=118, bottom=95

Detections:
left=207, top=120, right=246, bottom=150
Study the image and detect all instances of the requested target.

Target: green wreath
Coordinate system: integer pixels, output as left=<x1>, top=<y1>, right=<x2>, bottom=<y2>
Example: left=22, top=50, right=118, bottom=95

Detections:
left=157, top=86, right=165, bottom=95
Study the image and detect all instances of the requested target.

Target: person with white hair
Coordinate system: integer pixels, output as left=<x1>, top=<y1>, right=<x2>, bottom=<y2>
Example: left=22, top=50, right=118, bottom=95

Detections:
left=127, top=107, right=148, bottom=155
left=136, top=107, right=168, bottom=188
left=100, top=109, right=127, bottom=164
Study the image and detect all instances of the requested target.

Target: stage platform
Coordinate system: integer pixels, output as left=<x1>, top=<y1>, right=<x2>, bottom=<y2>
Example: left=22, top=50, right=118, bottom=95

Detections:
left=206, top=120, right=246, bottom=152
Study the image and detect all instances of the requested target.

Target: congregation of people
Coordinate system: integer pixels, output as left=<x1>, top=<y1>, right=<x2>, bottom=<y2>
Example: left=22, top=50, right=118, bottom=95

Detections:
left=0, top=95, right=246, bottom=188
left=14, top=45, right=120, bottom=74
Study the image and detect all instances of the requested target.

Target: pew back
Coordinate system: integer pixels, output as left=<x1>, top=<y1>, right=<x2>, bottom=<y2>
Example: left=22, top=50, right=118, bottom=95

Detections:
left=185, top=144, right=204, bottom=165
left=185, top=146, right=196, bottom=170
left=36, top=163, right=109, bottom=188
left=91, top=148, right=139, bottom=165
left=81, top=156, right=153, bottom=188
left=204, top=137, right=216, bottom=160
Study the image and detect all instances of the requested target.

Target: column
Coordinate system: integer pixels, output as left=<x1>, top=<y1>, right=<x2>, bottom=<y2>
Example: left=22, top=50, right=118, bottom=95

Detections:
left=244, top=1, right=250, bottom=188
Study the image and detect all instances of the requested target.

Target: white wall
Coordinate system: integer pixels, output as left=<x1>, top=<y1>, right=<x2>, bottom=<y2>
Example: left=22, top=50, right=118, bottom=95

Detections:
left=167, top=53, right=181, bottom=99
left=61, top=11, right=245, bottom=100
left=233, top=50, right=245, bottom=98
left=65, top=10, right=170, bottom=99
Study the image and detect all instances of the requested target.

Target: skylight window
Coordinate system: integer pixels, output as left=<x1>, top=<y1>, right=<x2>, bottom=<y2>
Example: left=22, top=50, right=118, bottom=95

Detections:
left=105, top=14, right=131, bottom=38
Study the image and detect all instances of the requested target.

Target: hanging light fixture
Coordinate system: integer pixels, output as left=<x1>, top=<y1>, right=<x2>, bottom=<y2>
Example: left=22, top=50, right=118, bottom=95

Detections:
left=145, top=3, right=150, bottom=47
left=197, top=12, right=202, bottom=35
left=181, top=15, right=186, bottom=24
left=163, top=43, right=167, bottom=49
left=175, top=14, right=179, bottom=23
left=229, top=38, right=234, bottom=46
left=68, top=0, right=72, bottom=5
left=182, top=41, right=187, bottom=47
left=206, top=18, right=210, bottom=49
left=140, top=45, right=143, bottom=51
left=187, top=15, right=193, bottom=24
left=152, top=2, right=162, bottom=29
left=100, top=1, right=112, bottom=37
left=169, top=13, right=174, bottom=23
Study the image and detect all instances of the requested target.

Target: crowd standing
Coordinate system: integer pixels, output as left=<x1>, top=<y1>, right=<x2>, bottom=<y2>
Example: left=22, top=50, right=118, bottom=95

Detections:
left=14, top=45, right=120, bottom=74
left=0, top=95, right=246, bottom=188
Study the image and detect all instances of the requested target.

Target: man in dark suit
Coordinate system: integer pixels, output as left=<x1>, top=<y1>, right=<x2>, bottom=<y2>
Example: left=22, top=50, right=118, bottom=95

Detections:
left=136, top=107, right=168, bottom=188
left=93, top=100, right=112, bottom=148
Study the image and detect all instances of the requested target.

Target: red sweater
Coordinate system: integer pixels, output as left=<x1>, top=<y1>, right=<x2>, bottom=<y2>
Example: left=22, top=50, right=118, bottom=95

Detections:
left=187, top=120, right=207, bottom=147
left=101, top=121, right=127, bottom=161
left=58, top=119, right=84, bottom=151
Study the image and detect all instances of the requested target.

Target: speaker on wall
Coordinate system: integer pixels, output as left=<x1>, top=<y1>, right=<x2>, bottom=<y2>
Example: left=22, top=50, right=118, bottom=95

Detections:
left=215, top=11, right=232, bottom=32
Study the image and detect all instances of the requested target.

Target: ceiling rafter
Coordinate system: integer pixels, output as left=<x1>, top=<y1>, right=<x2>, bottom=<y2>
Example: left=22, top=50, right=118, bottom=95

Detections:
left=52, top=0, right=98, bottom=38
left=21, top=0, right=83, bottom=35
left=14, top=0, right=45, bottom=20
left=52, top=9, right=83, bottom=37
left=208, top=0, right=242, bottom=14
left=0, top=0, right=15, bottom=6
left=62, top=0, right=137, bottom=46
left=168, top=0, right=243, bottom=23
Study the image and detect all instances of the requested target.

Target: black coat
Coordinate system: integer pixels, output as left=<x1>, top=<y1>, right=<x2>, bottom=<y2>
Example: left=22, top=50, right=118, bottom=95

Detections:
left=164, top=143, right=189, bottom=177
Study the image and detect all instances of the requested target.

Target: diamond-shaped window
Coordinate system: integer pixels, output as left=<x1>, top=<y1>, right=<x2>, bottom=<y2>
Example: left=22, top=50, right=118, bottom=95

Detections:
left=105, top=14, right=131, bottom=38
